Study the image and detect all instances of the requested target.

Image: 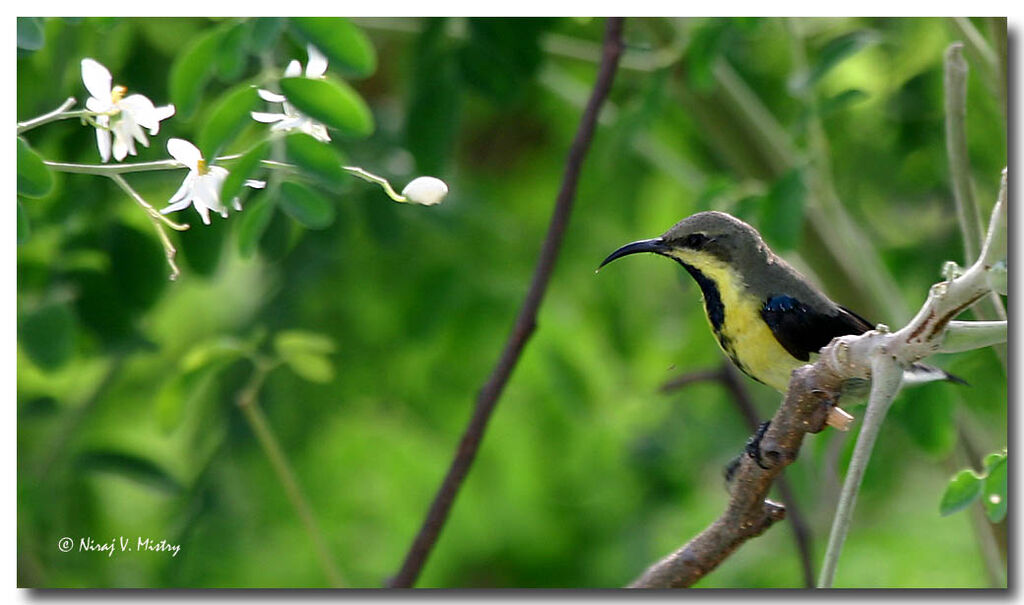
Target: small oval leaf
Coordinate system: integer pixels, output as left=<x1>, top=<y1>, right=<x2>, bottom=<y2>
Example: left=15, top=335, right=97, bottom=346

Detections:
left=279, top=76, right=374, bottom=138
left=169, top=26, right=224, bottom=118
left=17, top=138, right=53, bottom=198
left=279, top=181, right=334, bottom=229
left=984, top=456, right=1007, bottom=523
left=221, top=141, right=269, bottom=204
left=285, top=132, right=347, bottom=188
left=199, top=84, right=259, bottom=159
left=236, top=193, right=276, bottom=258
left=940, top=469, right=983, bottom=516
left=289, top=17, right=377, bottom=78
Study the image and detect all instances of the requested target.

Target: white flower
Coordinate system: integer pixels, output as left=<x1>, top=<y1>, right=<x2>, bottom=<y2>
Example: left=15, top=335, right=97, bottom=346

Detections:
left=159, top=139, right=264, bottom=225
left=251, top=45, right=331, bottom=143
left=81, top=58, right=175, bottom=163
left=401, top=177, right=448, bottom=206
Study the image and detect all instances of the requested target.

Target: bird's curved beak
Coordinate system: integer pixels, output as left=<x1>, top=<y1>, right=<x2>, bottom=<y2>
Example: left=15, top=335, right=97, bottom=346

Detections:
left=598, top=237, right=667, bottom=271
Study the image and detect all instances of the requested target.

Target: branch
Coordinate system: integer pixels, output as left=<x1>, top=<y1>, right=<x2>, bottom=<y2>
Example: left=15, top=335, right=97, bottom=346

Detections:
left=661, top=364, right=816, bottom=587
left=943, top=43, right=985, bottom=263
left=385, top=17, right=626, bottom=588
left=630, top=366, right=835, bottom=587
left=633, top=168, right=1006, bottom=589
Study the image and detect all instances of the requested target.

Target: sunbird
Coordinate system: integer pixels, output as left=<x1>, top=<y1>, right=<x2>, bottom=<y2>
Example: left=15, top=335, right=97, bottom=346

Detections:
left=599, top=211, right=961, bottom=396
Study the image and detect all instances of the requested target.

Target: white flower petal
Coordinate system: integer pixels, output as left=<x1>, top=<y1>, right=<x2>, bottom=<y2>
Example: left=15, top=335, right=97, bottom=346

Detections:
left=112, top=132, right=130, bottom=161
left=195, top=174, right=227, bottom=214
left=81, top=58, right=112, bottom=102
left=232, top=197, right=243, bottom=211
left=86, top=97, right=111, bottom=113
left=305, top=45, right=328, bottom=78
left=161, top=195, right=194, bottom=214
left=167, top=138, right=202, bottom=169
left=95, top=128, right=112, bottom=163
left=167, top=172, right=196, bottom=205
left=284, top=60, right=302, bottom=78
left=401, top=176, right=449, bottom=206
left=251, top=111, right=288, bottom=123
left=244, top=179, right=267, bottom=189
left=257, top=89, right=287, bottom=103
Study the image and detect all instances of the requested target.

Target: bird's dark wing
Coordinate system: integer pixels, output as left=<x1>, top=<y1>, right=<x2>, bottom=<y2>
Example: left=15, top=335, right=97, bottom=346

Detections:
left=761, top=295, right=874, bottom=362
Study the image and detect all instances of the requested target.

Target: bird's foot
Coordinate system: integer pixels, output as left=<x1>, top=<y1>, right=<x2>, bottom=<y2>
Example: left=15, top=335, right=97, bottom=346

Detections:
left=723, top=420, right=772, bottom=487
left=746, top=420, right=772, bottom=470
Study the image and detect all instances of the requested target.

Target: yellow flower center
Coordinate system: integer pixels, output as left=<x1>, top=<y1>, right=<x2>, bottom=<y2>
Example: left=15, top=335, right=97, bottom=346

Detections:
left=111, top=85, right=127, bottom=105
left=196, top=158, right=210, bottom=176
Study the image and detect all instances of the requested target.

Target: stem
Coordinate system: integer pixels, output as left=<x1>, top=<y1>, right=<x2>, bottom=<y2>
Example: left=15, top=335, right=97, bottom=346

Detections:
left=939, top=320, right=1007, bottom=353
left=387, top=17, right=625, bottom=588
left=16, top=97, right=79, bottom=134
left=949, top=17, right=998, bottom=95
left=341, top=166, right=406, bottom=202
left=943, top=43, right=985, bottom=265
left=108, top=174, right=186, bottom=281
left=817, top=356, right=903, bottom=588
left=236, top=363, right=345, bottom=588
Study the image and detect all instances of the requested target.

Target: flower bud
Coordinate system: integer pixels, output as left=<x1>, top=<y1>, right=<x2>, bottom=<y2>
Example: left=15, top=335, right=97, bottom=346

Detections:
left=401, top=176, right=448, bottom=206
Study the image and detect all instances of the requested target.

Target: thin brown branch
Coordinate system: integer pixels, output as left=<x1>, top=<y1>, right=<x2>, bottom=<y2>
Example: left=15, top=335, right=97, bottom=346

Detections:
left=632, top=366, right=835, bottom=588
left=660, top=364, right=815, bottom=588
left=386, top=17, right=626, bottom=588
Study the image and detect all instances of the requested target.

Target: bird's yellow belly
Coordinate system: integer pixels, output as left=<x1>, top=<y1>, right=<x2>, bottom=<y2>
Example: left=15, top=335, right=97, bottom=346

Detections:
left=691, top=257, right=803, bottom=393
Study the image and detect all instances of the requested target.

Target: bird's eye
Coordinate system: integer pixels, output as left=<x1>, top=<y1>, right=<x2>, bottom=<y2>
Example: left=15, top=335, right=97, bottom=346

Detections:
left=682, top=233, right=709, bottom=249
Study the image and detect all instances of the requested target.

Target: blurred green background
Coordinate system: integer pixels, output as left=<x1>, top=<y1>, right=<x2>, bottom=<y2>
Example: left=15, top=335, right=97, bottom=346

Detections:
left=17, top=17, right=1006, bottom=588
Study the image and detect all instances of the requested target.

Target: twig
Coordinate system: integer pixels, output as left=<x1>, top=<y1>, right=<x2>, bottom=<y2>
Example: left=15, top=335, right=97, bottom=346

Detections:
left=630, top=365, right=835, bottom=587
left=236, top=363, right=345, bottom=588
left=944, top=43, right=985, bottom=263
left=817, top=357, right=902, bottom=587
left=386, top=17, right=626, bottom=588
left=816, top=168, right=1007, bottom=587
left=17, top=97, right=78, bottom=134
left=661, top=364, right=816, bottom=588
left=635, top=168, right=1006, bottom=588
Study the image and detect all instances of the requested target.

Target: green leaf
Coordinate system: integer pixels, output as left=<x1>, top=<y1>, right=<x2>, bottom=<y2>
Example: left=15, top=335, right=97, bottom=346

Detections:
left=274, top=330, right=336, bottom=383
left=285, top=133, right=347, bottom=188
left=181, top=336, right=249, bottom=373
left=18, top=302, right=76, bottom=370
left=792, top=30, right=879, bottom=91
left=169, top=26, right=225, bottom=118
left=221, top=141, right=269, bottom=204
left=983, top=450, right=1007, bottom=473
left=198, top=85, right=259, bottom=160
left=215, top=20, right=251, bottom=81
left=76, top=450, right=182, bottom=493
left=289, top=17, right=377, bottom=78
left=819, top=88, right=869, bottom=117
left=983, top=455, right=1007, bottom=523
left=17, top=200, right=30, bottom=245
left=258, top=203, right=293, bottom=261
left=156, top=364, right=220, bottom=432
left=17, top=138, right=53, bottom=198
left=406, top=19, right=462, bottom=175
left=939, top=469, right=983, bottom=516
left=279, top=76, right=374, bottom=138
left=279, top=180, right=335, bottom=229
left=236, top=193, right=276, bottom=258
left=248, top=18, right=284, bottom=52
left=757, top=169, right=806, bottom=251
left=17, top=17, right=45, bottom=51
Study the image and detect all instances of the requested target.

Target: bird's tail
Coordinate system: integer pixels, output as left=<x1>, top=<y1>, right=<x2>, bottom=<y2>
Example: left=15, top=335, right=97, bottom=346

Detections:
left=903, top=362, right=968, bottom=386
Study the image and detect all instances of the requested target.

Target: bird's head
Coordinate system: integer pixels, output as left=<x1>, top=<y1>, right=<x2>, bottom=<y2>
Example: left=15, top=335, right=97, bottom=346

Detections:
left=598, top=211, right=768, bottom=272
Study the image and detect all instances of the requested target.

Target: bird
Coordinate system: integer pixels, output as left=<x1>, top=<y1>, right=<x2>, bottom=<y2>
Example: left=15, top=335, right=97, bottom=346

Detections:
left=598, top=211, right=962, bottom=398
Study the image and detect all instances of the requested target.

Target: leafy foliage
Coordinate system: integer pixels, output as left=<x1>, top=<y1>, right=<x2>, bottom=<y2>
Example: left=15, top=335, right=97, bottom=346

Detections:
left=16, top=17, right=1006, bottom=589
